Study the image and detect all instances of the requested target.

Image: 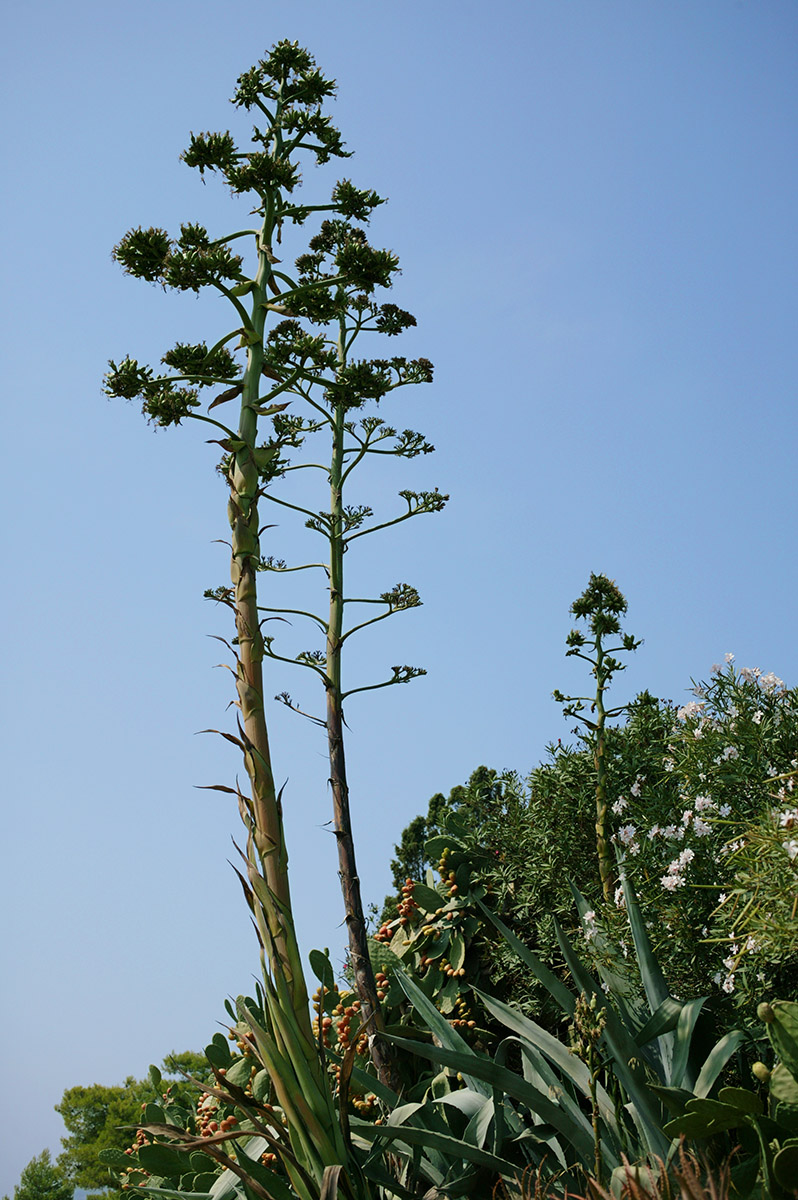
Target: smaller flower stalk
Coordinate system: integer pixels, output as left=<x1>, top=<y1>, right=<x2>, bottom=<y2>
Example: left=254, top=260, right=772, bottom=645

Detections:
left=257, top=226, right=444, bottom=1088
left=554, top=574, right=641, bottom=901
left=568, top=990, right=608, bottom=1187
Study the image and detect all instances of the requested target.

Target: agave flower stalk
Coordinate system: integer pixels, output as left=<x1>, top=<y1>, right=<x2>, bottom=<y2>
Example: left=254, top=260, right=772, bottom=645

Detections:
left=254, top=231, right=443, bottom=1085
left=553, top=574, right=641, bottom=901
left=104, top=43, right=395, bottom=1192
left=326, top=302, right=440, bottom=1087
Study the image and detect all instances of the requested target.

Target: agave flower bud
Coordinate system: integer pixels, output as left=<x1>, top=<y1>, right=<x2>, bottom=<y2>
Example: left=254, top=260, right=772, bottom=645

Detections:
left=181, top=131, right=238, bottom=176
left=331, top=180, right=385, bottom=221
left=113, top=227, right=171, bottom=282
left=104, top=357, right=152, bottom=399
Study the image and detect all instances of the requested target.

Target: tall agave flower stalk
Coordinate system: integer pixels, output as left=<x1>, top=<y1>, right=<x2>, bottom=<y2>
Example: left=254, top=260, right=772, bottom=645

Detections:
left=104, top=42, right=399, bottom=1191
left=553, top=574, right=641, bottom=902
left=257, top=224, right=445, bottom=1086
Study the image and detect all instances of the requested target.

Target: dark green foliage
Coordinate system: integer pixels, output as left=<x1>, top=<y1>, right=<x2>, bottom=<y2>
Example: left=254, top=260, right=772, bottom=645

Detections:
left=384, top=765, right=499, bottom=899
left=4, top=1151, right=72, bottom=1200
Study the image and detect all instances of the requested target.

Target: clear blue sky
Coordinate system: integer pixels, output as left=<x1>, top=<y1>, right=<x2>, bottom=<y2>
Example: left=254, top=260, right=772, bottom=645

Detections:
left=2, top=0, right=797, bottom=1190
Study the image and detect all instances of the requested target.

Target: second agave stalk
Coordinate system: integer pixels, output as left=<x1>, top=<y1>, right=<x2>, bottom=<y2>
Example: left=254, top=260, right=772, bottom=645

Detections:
left=324, top=315, right=393, bottom=1088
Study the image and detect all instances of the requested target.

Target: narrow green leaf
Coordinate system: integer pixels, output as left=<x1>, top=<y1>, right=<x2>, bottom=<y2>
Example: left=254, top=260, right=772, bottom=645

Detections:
left=382, top=1032, right=595, bottom=1165
left=671, top=997, right=707, bottom=1090
left=351, top=1117, right=521, bottom=1175
left=621, top=875, right=670, bottom=1013
left=319, top=1164, right=343, bottom=1200
left=553, top=919, right=670, bottom=1160
left=475, top=899, right=574, bottom=1015
left=635, top=998, right=683, bottom=1047
left=694, top=1029, right=747, bottom=1098
left=394, top=970, right=490, bottom=1095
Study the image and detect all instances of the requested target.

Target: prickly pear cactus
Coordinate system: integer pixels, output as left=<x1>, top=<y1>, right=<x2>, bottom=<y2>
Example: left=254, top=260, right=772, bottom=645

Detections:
left=759, top=1001, right=798, bottom=1090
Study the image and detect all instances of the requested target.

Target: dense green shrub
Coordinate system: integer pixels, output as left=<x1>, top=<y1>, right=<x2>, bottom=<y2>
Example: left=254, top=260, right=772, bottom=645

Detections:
left=380, top=665, right=798, bottom=1030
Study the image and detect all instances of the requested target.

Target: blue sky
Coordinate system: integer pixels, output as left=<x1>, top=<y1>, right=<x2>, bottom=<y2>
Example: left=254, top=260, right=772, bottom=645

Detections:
left=2, top=0, right=797, bottom=1190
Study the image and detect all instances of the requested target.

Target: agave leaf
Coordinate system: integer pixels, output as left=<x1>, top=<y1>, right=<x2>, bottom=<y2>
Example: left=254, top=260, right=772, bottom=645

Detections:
left=358, top=1155, right=420, bottom=1200
left=475, top=899, right=574, bottom=1015
left=434, top=1090, right=487, bottom=1121
left=635, top=997, right=684, bottom=1047
left=693, top=1029, right=747, bottom=1098
left=671, top=997, right=707, bottom=1091
left=319, top=1165, right=343, bottom=1200
left=351, top=1116, right=522, bottom=1175
left=570, top=884, right=647, bottom=1034
left=462, top=1094, right=494, bottom=1151
left=621, top=875, right=669, bottom=1014
left=618, top=875, right=676, bottom=1082
left=393, top=970, right=490, bottom=1096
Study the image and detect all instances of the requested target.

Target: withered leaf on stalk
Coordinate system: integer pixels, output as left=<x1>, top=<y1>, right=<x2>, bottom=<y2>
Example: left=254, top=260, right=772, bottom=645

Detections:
left=209, top=383, right=244, bottom=411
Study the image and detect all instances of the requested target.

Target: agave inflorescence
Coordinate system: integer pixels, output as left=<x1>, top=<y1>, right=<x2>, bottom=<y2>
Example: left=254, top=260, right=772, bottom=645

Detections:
left=105, top=40, right=427, bottom=1196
